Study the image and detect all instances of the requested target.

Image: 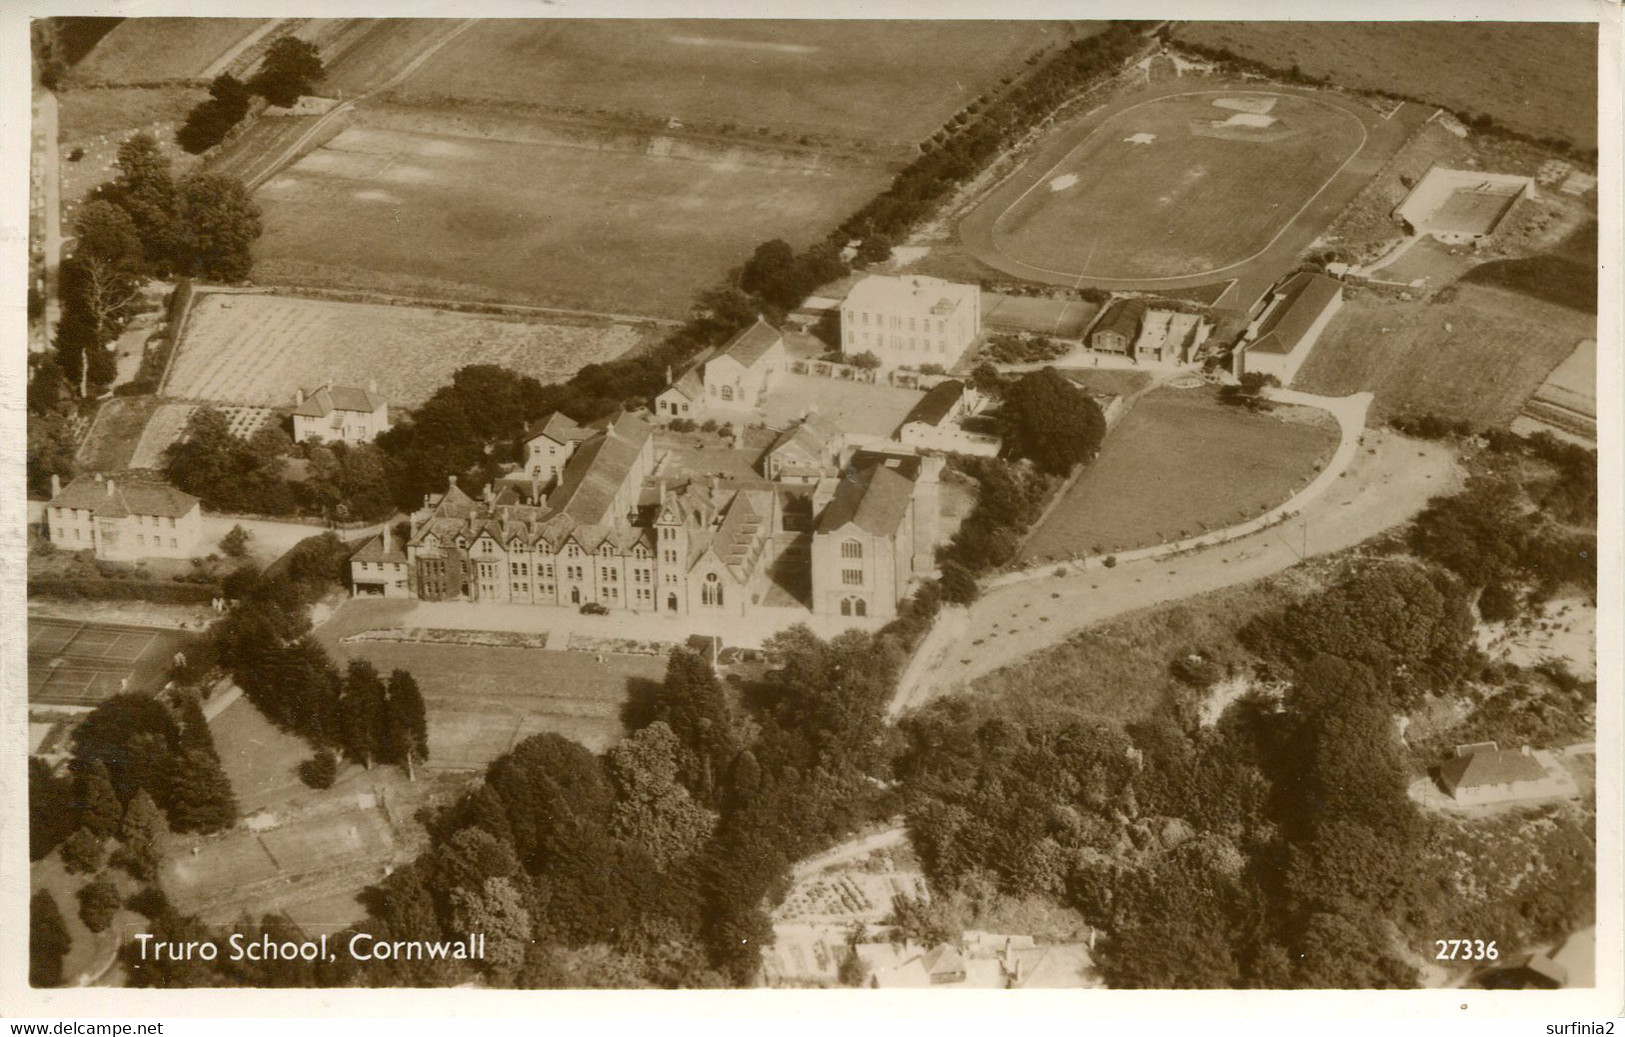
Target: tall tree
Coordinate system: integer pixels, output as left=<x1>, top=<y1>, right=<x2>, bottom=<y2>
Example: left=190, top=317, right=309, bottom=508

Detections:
left=30, top=889, right=73, bottom=988
left=70, top=694, right=181, bottom=804
left=249, top=36, right=324, bottom=107
left=173, top=173, right=261, bottom=281
left=385, top=669, right=429, bottom=779
left=341, top=659, right=387, bottom=769
left=105, top=132, right=179, bottom=272
left=164, top=748, right=237, bottom=834
left=999, top=367, right=1107, bottom=475
left=115, top=788, right=166, bottom=882
left=71, top=760, right=122, bottom=838
left=29, top=757, right=79, bottom=861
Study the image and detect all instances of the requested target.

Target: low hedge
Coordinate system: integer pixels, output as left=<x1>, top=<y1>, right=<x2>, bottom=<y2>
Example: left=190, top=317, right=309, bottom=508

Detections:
left=28, top=577, right=220, bottom=604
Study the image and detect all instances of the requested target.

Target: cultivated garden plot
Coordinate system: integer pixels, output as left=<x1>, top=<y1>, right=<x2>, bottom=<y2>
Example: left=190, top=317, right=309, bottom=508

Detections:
left=163, top=291, right=650, bottom=407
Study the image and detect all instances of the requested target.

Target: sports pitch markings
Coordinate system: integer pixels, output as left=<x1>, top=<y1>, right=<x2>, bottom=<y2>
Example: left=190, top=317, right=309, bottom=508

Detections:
left=987, top=90, right=1373, bottom=285
left=28, top=618, right=172, bottom=706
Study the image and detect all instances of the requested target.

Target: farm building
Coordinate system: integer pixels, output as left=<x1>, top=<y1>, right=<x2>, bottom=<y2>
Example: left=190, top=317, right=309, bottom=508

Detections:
left=655, top=317, right=787, bottom=422
left=1437, top=742, right=1569, bottom=805
left=292, top=381, right=391, bottom=445
left=45, top=473, right=202, bottom=562
left=841, top=274, right=981, bottom=370
left=1232, top=273, right=1344, bottom=385
left=896, top=380, right=1001, bottom=457
left=1088, top=298, right=1146, bottom=355
left=402, top=413, right=944, bottom=623
left=1394, top=165, right=1536, bottom=245
left=349, top=525, right=411, bottom=598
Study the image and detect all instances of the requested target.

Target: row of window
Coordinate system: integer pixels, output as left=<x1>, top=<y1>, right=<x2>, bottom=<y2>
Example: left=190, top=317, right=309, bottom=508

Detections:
left=134, top=535, right=179, bottom=548
left=854, top=313, right=947, bottom=334
left=848, top=330, right=949, bottom=355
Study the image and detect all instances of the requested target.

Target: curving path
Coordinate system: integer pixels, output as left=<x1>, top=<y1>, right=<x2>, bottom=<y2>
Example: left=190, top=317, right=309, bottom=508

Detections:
left=890, top=405, right=1461, bottom=717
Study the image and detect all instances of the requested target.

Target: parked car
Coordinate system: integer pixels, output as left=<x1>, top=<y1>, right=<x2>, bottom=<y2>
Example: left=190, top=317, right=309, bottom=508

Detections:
left=579, top=602, right=610, bottom=616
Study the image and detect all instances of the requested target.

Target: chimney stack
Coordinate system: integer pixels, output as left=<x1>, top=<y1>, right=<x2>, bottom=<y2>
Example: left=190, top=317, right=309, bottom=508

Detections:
left=295, top=387, right=304, bottom=406
left=448, top=474, right=458, bottom=489
left=106, top=478, right=116, bottom=497
left=50, top=473, right=61, bottom=498
left=382, top=523, right=391, bottom=554
left=369, top=377, right=378, bottom=394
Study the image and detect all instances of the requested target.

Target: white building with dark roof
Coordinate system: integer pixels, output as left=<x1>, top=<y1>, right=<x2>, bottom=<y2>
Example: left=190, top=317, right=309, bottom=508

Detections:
left=349, top=524, right=411, bottom=597
left=842, top=274, right=981, bottom=370
left=655, top=317, right=787, bottom=422
left=292, top=380, right=391, bottom=445
left=1233, top=272, right=1344, bottom=385
left=45, top=473, right=202, bottom=562
left=1438, top=743, right=1572, bottom=805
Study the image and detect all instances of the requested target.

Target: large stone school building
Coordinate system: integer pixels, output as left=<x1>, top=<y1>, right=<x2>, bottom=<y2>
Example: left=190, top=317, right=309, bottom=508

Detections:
left=359, top=412, right=945, bottom=621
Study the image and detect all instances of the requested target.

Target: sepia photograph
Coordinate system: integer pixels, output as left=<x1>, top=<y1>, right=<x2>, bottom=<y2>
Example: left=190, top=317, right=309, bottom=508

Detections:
left=4, top=0, right=1618, bottom=1017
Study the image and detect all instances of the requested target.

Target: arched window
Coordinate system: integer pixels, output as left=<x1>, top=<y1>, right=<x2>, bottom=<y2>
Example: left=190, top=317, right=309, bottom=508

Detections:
left=667, top=593, right=679, bottom=612
left=840, top=598, right=852, bottom=616
left=841, top=539, right=863, bottom=560
left=720, top=385, right=734, bottom=402
left=701, top=572, right=723, bottom=607
left=854, top=599, right=867, bottom=617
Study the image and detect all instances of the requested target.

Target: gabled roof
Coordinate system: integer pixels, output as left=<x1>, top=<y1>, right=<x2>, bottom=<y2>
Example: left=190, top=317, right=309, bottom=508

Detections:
left=768, top=414, right=838, bottom=464
left=1092, top=298, right=1146, bottom=342
left=716, top=317, right=784, bottom=370
left=525, top=411, right=594, bottom=446
left=292, top=384, right=386, bottom=417
left=817, top=461, right=914, bottom=536
left=546, top=414, right=653, bottom=526
left=49, top=474, right=199, bottom=519
left=1246, top=273, right=1342, bottom=356
left=350, top=533, right=407, bottom=564
left=902, top=380, right=965, bottom=428
left=1439, top=747, right=1548, bottom=790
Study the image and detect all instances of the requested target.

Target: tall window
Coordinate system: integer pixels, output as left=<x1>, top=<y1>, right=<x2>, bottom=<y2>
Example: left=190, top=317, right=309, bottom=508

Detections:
left=841, top=540, right=863, bottom=560
left=701, top=572, right=724, bottom=607
left=721, top=385, right=734, bottom=401
left=842, top=569, right=863, bottom=586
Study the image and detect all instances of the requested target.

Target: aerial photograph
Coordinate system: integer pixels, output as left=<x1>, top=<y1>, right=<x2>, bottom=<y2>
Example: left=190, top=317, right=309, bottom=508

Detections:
left=18, top=12, right=1604, bottom=997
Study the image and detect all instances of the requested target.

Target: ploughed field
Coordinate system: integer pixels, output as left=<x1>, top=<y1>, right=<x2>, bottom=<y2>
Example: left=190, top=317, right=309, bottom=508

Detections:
left=391, top=19, right=1080, bottom=146
left=251, top=115, right=890, bottom=317
left=163, top=291, right=653, bottom=407
left=1171, top=21, right=1600, bottom=150
left=988, top=90, right=1366, bottom=280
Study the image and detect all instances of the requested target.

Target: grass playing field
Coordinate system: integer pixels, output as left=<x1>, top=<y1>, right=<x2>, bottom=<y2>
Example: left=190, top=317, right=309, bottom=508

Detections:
left=990, top=90, right=1367, bottom=280
left=164, top=291, right=653, bottom=407
left=1292, top=284, right=1597, bottom=427
left=251, top=115, right=888, bottom=317
left=392, top=19, right=1078, bottom=146
left=1020, top=386, right=1338, bottom=561
left=1172, top=21, right=1600, bottom=150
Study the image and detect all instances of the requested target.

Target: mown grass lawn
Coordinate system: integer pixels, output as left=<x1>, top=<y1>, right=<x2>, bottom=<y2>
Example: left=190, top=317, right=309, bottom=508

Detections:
left=1020, top=385, right=1338, bottom=562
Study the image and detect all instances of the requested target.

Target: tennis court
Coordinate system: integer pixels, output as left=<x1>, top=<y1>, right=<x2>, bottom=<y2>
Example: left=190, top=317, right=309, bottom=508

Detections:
left=27, top=617, right=192, bottom=707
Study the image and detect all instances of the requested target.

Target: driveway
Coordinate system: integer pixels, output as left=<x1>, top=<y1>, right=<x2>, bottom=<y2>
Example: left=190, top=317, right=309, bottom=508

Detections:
left=893, top=425, right=1460, bottom=713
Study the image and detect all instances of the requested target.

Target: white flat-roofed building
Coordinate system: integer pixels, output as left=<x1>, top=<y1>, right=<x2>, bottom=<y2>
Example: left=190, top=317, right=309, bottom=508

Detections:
left=841, top=274, right=980, bottom=370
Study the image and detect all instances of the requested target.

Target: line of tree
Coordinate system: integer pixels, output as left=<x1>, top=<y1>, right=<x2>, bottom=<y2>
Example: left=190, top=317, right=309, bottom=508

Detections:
left=175, top=38, right=325, bottom=154
left=118, top=579, right=949, bottom=988
left=44, top=133, right=261, bottom=409
left=204, top=541, right=429, bottom=777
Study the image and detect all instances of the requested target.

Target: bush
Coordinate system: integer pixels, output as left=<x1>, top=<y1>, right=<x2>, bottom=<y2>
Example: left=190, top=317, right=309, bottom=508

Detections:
left=1103, top=555, right=1118, bottom=569
left=77, top=875, right=121, bottom=933
left=668, top=418, right=697, bottom=433
left=60, top=827, right=105, bottom=875
left=300, top=748, right=338, bottom=789
left=849, top=351, right=882, bottom=370
left=28, top=577, right=220, bottom=605
left=220, top=524, right=251, bottom=558
left=1477, top=581, right=1521, bottom=623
